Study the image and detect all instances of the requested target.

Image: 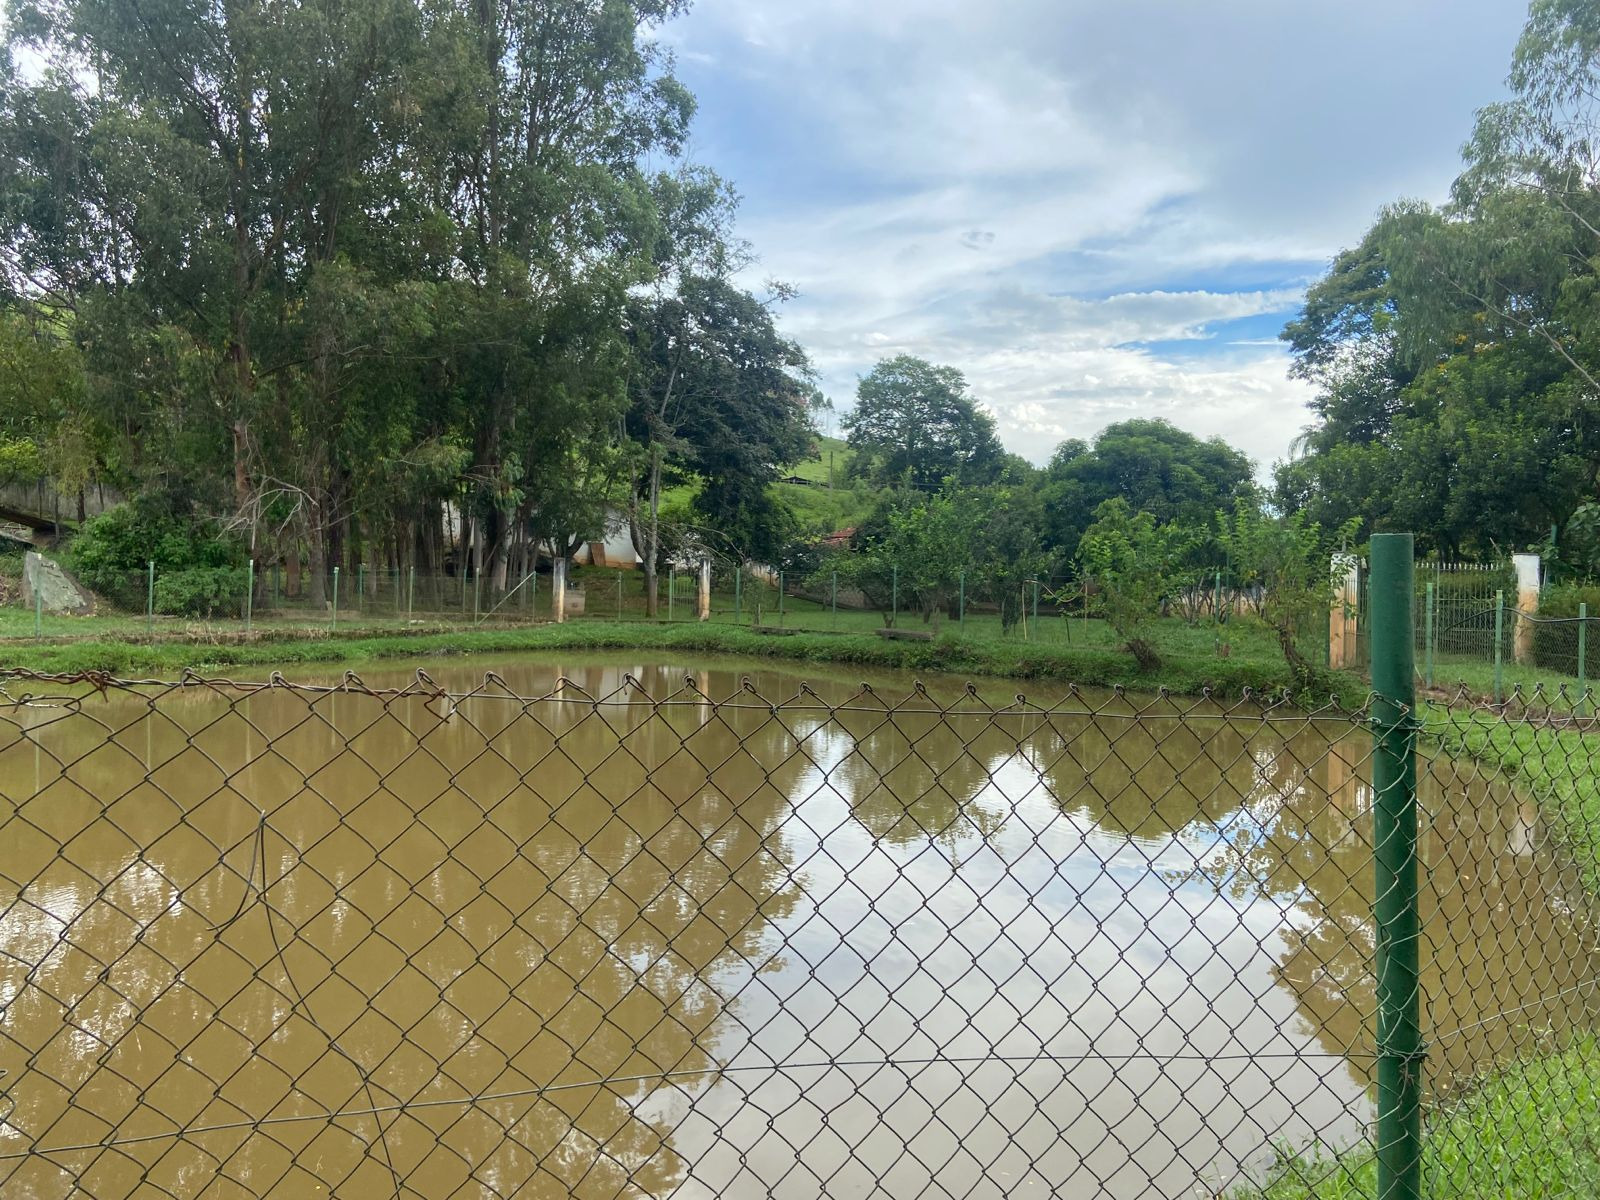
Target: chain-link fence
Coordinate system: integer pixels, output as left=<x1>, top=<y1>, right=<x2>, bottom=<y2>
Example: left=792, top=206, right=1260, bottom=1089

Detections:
left=1, top=649, right=1598, bottom=1193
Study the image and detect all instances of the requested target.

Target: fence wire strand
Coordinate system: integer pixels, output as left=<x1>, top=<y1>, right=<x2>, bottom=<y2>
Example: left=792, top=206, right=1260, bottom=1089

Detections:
left=0, top=670, right=1597, bottom=1198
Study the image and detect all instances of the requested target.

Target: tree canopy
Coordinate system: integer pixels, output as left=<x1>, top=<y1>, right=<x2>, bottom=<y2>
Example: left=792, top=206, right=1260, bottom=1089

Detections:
left=1277, top=0, right=1600, bottom=562
left=0, top=0, right=813, bottom=596
left=844, top=355, right=1003, bottom=492
left=1041, top=419, right=1255, bottom=557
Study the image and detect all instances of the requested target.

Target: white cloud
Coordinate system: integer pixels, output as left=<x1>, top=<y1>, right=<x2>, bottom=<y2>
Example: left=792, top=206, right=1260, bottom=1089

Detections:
left=670, top=0, right=1526, bottom=471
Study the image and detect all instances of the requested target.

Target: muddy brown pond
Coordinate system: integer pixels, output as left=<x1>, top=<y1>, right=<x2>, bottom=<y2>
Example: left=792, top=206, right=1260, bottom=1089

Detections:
left=0, top=655, right=1596, bottom=1199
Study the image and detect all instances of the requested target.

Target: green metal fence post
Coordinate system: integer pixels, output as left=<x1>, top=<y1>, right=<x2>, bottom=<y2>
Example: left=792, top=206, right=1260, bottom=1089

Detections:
left=668, top=567, right=675, bottom=621
left=1423, top=581, right=1434, bottom=688
left=407, top=565, right=415, bottom=622
left=892, top=565, right=898, bottom=626
left=1369, top=532, right=1423, bottom=1200
left=34, top=579, right=43, bottom=642
left=778, top=572, right=785, bottom=627
left=1214, top=569, right=1222, bottom=624
left=735, top=570, right=742, bottom=623
left=1494, top=589, right=1505, bottom=704
left=618, top=570, right=624, bottom=621
left=473, top=571, right=481, bottom=624
left=1581, top=602, right=1589, bottom=716
left=358, top=564, right=366, bottom=614
left=959, top=571, right=966, bottom=632
left=331, top=566, right=340, bottom=630
left=1032, top=578, right=1040, bottom=630
left=831, top=571, right=837, bottom=627
left=245, top=559, right=254, bottom=633
left=146, top=560, right=155, bottom=640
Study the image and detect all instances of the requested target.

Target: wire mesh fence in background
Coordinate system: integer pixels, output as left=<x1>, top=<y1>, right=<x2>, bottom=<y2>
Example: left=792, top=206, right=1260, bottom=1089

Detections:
left=13, top=556, right=1259, bottom=652
left=0, top=656, right=1597, bottom=1197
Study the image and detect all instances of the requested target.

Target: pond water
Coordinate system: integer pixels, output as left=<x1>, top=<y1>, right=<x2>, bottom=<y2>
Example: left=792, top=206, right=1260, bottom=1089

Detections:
left=0, top=654, right=1595, bottom=1199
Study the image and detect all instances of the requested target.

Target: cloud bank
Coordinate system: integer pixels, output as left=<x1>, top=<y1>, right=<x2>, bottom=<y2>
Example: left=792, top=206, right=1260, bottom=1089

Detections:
left=666, top=0, right=1525, bottom=474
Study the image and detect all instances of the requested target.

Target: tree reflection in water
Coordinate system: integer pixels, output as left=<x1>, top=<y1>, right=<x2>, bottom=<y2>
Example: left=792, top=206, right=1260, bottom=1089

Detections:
left=1, top=670, right=1596, bottom=1200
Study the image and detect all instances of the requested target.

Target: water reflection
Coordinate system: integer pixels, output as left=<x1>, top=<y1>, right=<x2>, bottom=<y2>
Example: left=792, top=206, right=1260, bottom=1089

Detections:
left=0, top=659, right=1593, bottom=1199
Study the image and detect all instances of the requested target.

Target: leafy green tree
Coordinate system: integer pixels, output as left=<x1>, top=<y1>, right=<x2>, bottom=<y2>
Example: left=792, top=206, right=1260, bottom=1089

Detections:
left=1077, top=498, right=1198, bottom=671
left=1279, top=2, right=1600, bottom=553
left=1220, top=506, right=1359, bottom=688
left=626, top=265, right=814, bottom=612
left=1042, top=420, right=1254, bottom=555
left=844, top=355, right=1002, bottom=492
left=966, top=484, right=1050, bottom=631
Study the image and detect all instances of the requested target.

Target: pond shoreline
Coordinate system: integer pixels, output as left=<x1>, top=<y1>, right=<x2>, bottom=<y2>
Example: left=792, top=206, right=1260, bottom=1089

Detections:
left=0, top=617, right=1367, bottom=705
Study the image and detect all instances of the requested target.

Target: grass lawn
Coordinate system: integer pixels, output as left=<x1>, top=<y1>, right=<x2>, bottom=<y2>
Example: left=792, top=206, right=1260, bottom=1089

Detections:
left=1232, top=697, right=1600, bottom=1198
left=1233, top=1037, right=1600, bottom=1198
left=0, top=595, right=1355, bottom=704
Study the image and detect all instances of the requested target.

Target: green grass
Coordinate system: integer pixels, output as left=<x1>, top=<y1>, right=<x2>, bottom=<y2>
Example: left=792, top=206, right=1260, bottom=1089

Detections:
left=0, top=607, right=1361, bottom=705
left=789, top=435, right=852, bottom=484
left=1425, top=648, right=1597, bottom=709
left=1422, top=701, right=1600, bottom=889
left=1233, top=1037, right=1600, bottom=1198
left=1232, top=700, right=1600, bottom=1199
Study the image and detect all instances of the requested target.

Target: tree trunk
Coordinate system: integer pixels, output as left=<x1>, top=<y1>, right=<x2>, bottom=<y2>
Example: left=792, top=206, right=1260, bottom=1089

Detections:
left=304, top=508, right=327, bottom=610
left=1126, top=638, right=1161, bottom=672
left=643, top=445, right=663, bottom=616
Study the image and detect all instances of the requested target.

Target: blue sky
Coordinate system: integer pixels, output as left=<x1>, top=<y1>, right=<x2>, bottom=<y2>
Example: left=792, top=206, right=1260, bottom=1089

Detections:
left=658, top=0, right=1529, bottom=473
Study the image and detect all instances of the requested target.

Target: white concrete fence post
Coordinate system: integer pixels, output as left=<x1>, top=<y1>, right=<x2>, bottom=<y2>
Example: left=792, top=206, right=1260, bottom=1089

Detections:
left=697, top=559, right=711, bottom=621
left=1329, top=553, right=1361, bottom=671
left=1512, top=553, right=1540, bottom=665
left=552, top=557, right=567, bottom=624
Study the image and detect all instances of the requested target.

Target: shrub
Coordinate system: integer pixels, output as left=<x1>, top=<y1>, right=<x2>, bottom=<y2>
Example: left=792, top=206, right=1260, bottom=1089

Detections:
left=69, top=500, right=244, bottom=613
left=152, top=566, right=249, bottom=619
left=1532, top=583, right=1600, bottom=674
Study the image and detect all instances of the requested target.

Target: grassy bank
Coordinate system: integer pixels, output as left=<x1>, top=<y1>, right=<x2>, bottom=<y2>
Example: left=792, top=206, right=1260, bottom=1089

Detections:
left=1233, top=704, right=1600, bottom=1199
left=0, top=616, right=1362, bottom=703
left=1235, top=1036, right=1600, bottom=1198
left=1425, top=702, right=1600, bottom=887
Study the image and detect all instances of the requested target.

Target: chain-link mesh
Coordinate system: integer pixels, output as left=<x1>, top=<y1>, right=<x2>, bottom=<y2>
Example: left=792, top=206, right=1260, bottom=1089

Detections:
left=0, top=669, right=1597, bottom=1198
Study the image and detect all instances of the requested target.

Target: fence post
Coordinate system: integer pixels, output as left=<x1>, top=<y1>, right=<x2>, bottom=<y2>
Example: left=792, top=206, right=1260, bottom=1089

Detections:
left=1214, top=569, right=1222, bottom=623
left=959, top=571, right=966, bottom=632
left=1581, top=602, right=1589, bottom=717
left=735, top=569, right=742, bottom=623
left=331, top=566, right=340, bottom=630
left=1032, top=578, right=1040, bottom=630
left=1423, top=581, right=1434, bottom=689
left=668, top=567, right=675, bottom=621
left=553, top=558, right=567, bottom=623
left=778, top=571, right=785, bottom=627
left=618, top=570, right=624, bottom=621
left=1512, top=552, right=1540, bottom=664
left=245, top=559, right=254, bottom=633
left=1369, top=532, right=1423, bottom=1200
left=892, top=565, right=898, bottom=626
left=408, top=565, right=415, bottom=622
left=1494, top=590, right=1505, bottom=704
left=1328, top=553, right=1360, bottom=670
left=698, top=560, right=711, bottom=622
left=831, top=570, right=837, bottom=627
left=358, top=564, right=366, bottom=613
left=34, top=577, right=42, bottom=642
left=146, top=560, right=155, bottom=640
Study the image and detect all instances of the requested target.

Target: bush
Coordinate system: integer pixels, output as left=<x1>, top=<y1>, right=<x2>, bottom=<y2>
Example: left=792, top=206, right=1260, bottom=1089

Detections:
left=152, top=566, right=248, bottom=619
left=1532, top=583, right=1600, bottom=674
left=68, top=500, right=244, bottom=613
